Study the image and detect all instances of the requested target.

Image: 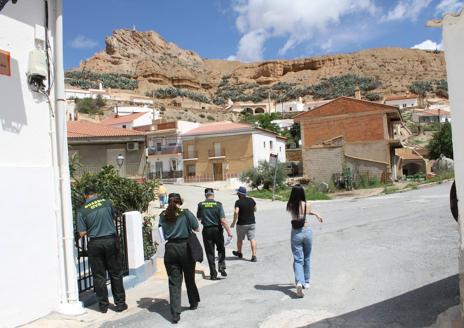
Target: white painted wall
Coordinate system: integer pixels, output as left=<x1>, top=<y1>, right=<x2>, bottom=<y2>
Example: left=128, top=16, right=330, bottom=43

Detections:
left=0, top=1, right=62, bottom=325
left=177, top=121, right=200, bottom=134
left=439, top=11, right=464, bottom=316
left=275, top=100, right=305, bottom=113
left=251, top=132, right=287, bottom=167
left=65, top=89, right=90, bottom=99
left=385, top=98, right=418, bottom=108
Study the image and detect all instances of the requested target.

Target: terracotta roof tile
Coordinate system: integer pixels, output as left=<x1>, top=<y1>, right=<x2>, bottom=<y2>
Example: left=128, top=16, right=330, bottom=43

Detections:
left=182, top=121, right=252, bottom=136
left=67, top=121, right=146, bottom=138
left=101, top=112, right=147, bottom=125
left=395, top=148, right=423, bottom=160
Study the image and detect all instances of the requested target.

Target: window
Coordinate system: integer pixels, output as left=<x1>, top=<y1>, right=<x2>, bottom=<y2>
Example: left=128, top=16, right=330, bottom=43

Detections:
left=170, top=159, right=178, bottom=171
left=122, top=124, right=127, bottom=128
left=279, top=146, right=282, bottom=152
left=214, top=142, right=221, bottom=156
left=269, top=140, right=273, bottom=149
left=187, top=145, right=195, bottom=158
left=403, top=104, right=407, bottom=108
left=263, top=142, right=266, bottom=148
left=289, top=106, right=293, bottom=111
left=156, top=142, right=162, bottom=151
left=187, top=164, right=196, bottom=177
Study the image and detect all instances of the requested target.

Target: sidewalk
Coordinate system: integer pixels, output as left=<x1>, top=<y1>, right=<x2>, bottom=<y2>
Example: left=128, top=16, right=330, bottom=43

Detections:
left=27, top=258, right=212, bottom=328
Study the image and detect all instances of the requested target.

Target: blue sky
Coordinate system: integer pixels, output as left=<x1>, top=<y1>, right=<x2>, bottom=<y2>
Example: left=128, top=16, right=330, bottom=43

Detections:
left=64, top=0, right=463, bottom=69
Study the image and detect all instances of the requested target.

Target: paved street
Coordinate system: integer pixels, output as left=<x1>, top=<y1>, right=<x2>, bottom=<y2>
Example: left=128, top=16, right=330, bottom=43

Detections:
left=103, top=182, right=458, bottom=328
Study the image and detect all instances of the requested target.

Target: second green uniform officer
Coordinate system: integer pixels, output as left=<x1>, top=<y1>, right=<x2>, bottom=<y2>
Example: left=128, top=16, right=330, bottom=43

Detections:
left=197, top=188, right=233, bottom=280
left=159, top=193, right=201, bottom=324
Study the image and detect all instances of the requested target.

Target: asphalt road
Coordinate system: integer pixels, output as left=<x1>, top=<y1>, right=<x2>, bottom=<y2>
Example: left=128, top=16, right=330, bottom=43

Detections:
left=102, top=182, right=459, bottom=328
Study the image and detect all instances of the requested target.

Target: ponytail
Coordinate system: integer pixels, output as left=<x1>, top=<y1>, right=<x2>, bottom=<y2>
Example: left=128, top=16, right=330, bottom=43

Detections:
left=165, top=195, right=182, bottom=223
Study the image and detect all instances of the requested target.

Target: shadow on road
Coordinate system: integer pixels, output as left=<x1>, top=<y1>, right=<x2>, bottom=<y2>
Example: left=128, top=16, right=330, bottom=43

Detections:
left=137, top=297, right=189, bottom=323
left=254, top=284, right=299, bottom=299
left=298, top=275, right=459, bottom=328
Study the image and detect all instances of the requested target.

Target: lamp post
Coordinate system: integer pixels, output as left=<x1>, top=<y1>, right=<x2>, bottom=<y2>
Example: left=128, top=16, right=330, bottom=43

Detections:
left=116, top=154, right=124, bottom=175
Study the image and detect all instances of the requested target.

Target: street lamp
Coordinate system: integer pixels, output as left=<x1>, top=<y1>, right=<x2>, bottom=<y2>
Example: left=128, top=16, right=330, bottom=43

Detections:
left=116, top=154, right=124, bottom=174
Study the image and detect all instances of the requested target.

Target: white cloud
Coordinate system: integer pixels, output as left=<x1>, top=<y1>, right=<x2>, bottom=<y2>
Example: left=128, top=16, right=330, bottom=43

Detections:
left=382, top=0, right=432, bottom=22
left=411, top=39, right=442, bottom=50
left=436, top=0, right=463, bottom=14
left=230, top=0, right=378, bottom=62
left=69, top=35, right=98, bottom=49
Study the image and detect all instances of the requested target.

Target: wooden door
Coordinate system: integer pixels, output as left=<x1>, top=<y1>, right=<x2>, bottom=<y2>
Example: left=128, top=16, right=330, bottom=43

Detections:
left=213, top=163, right=223, bottom=181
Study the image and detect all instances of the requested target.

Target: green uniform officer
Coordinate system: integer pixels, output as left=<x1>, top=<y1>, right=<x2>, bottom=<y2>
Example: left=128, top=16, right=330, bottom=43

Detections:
left=159, top=193, right=201, bottom=324
left=76, top=184, right=127, bottom=313
left=197, top=188, right=233, bottom=280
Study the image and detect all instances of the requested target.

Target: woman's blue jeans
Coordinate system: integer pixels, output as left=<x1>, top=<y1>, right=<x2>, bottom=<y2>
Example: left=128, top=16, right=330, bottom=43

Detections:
left=291, top=226, right=312, bottom=285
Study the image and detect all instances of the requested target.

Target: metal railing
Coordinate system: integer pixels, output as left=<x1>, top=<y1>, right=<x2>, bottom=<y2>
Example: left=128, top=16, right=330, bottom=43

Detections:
left=208, top=148, right=226, bottom=158
left=148, top=170, right=183, bottom=180
left=183, top=151, right=198, bottom=159
left=147, top=145, right=182, bottom=155
left=184, top=173, right=240, bottom=182
left=74, top=213, right=129, bottom=294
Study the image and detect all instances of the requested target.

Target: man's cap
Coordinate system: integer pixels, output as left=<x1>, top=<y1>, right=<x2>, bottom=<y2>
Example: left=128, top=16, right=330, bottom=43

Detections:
left=236, top=186, right=247, bottom=196
left=84, top=184, right=97, bottom=195
left=205, top=188, right=214, bottom=196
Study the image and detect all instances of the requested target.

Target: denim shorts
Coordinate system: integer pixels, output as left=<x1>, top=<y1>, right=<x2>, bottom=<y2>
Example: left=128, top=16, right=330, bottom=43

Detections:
left=236, top=224, right=256, bottom=241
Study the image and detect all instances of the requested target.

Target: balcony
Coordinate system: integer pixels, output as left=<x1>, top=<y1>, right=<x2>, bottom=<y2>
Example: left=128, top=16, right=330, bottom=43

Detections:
left=208, top=148, right=226, bottom=159
left=183, top=150, right=198, bottom=160
left=147, top=145, right=182, bottom=156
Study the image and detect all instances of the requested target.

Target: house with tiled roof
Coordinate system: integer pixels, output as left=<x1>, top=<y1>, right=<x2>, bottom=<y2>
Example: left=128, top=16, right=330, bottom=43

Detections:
left=143, top=120, right=200, bottom=182
left=394, top=148, right=427, bottom=179
left=384, top=94, right=418, bottom=109
left=181, top=121, right=286, bottom=182
left=67, top=121, right=147, bottom=178
left=294, top=97, right=404, bottom=184
left=101, top=111, right=154, bottom=129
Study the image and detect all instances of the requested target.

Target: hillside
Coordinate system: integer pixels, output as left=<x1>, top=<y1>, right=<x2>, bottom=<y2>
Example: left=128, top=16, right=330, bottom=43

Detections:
left=70, top=29, right=447, bottom=103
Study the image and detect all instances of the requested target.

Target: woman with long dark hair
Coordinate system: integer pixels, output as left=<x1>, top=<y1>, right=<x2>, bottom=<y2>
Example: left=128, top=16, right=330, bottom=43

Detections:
left=159, top=193, right=200, bottom=324
left=286, top=185, right=323, bottom=298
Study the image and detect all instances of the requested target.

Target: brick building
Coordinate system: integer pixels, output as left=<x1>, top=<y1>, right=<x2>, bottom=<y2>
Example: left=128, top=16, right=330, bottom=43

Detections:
left=294, top=97, right=403, bottom=184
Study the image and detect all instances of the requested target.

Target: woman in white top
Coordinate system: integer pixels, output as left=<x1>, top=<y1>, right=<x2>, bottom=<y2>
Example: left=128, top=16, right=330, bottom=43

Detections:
left=286, top=184, right=323, bottom=298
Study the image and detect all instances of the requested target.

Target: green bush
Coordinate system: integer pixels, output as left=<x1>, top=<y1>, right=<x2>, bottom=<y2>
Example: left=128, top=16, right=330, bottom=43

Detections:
left=409, top=80, right=433, bottom=97
left=365, top=92, right=381, bottom=101
left=72, top=166, right=158, bottom=214
left=427, top=122, right=453, bottom=159
left=65, top=71, right=137, bottom=90
left=75, top=97, right=102, bottom=115
left=143, top=216, right=157, bottom=260
left=311, top=74, right=381, bottom=100
left=153, top=87, right=211, bottom=103
left=240, top=160, right=286, bottom=190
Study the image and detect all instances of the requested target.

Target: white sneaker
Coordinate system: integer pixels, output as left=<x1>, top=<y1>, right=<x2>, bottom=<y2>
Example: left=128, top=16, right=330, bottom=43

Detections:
left=304, top=283, right=310, bottom=289
left=296, top=283, right=304, bottom=298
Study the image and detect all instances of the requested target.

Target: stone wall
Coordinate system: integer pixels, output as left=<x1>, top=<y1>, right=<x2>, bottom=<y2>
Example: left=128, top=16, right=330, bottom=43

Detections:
left=302, top=145, right=344, bottom=183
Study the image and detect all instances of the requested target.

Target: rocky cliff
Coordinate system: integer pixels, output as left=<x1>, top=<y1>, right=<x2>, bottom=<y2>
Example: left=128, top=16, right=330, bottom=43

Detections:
left=76, top=29, right=447, bottom=98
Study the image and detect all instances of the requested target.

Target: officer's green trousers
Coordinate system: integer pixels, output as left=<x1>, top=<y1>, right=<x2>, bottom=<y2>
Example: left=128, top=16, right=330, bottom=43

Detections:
left=164, top=240, right=200, bottom=315
left=88, top=237, right=126, bottom=309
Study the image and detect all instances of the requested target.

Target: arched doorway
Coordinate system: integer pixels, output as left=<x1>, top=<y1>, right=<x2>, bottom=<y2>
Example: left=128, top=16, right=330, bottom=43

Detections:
left=243, top=107, right=253, bottom=115
left=402, top=162, right=424, bottom=176
left=254, top=107, right=265, bottom=114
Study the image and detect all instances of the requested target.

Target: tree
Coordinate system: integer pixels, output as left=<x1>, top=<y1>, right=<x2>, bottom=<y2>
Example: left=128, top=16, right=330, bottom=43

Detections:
left=255, top=113, right=281, bottom=134
left=95, top=95, right=106, bottom=108
left=75, top=98, right=100, bottom=115
left=427, top=122, right=453, bottom=159
left=240, top=161, right=286, bottom=190
left=409, top=80, right=433, bottom=97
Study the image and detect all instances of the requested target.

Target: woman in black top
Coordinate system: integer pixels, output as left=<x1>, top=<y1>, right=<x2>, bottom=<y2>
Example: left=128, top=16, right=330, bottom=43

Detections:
left=159, top=193, right=200, bottom=324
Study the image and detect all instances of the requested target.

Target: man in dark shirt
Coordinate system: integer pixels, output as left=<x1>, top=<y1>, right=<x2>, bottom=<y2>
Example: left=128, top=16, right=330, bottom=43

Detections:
left=197, top=188, right=233, bottom=280
left=230, top=186, right=257, bottom=262
left=77, top=184, right=127, bottom=313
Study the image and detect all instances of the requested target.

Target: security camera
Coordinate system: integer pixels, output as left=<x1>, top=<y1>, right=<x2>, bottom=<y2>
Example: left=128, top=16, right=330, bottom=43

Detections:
left=27, top=48, right=48, bottom=92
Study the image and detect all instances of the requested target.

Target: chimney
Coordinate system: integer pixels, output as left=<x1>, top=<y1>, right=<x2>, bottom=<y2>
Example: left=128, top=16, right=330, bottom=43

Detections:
left=355, top=87, right=361, bottom=100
